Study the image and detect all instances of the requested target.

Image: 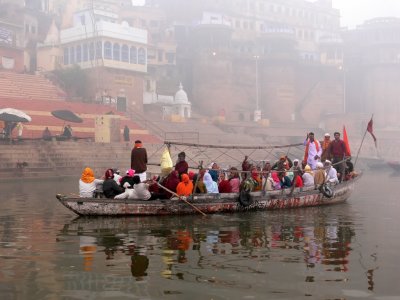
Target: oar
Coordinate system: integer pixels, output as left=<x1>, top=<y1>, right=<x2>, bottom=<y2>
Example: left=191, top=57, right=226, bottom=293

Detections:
left=155, top=181, right=207, bottom=217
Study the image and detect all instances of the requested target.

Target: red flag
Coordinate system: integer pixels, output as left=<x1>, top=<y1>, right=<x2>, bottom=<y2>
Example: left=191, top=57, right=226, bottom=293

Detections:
left=343, top=125, right=351, bottom=156
left=367, top=117, right=377, bottom=147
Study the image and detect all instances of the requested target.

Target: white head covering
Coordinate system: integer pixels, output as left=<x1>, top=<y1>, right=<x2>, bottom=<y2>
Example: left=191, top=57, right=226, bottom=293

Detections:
left=316, top=162, right=324, bottom=169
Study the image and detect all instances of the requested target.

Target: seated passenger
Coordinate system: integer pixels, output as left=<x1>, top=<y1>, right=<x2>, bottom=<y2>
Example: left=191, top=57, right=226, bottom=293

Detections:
left=203, top=172, right=219, bottom=193
left=218, top=172, right=232, bottom=193
left=272, top=155, right=293, bottom=171
left=344, top=158, right=357, bottom=180
left=290, top=159, right=303, bottom=175
left=79, top=167, right=104, bottom=198
left=279, top=172, right=292, bottom=189
left=131, top=175, right=152, bottom=200
left=314, top=162, right=326, bottom=189
left=62, top=125, right=72, bottom=139
left=161, top=170, right=180, bottom=198
left=302, top=165, right=315, bottom=187
left=103, top=168, right=125, bottom=198
left=193, top=169, right=207, bottom=194
left=228, top=167, right=240, bottom=193
left=113, top=169, right=122, bottom=183
left=120, top=169, right=135, bottom=188
left=42, top=127, right=52, bottom=141
left=176, top=173, right=194, bottom=197
left=324, top=160, right=339, bottom=185
left=115, top=175, right=150, bottom=200
left=270, top=172, right=282, bottom=190
left=251, top=168, right=262, bottom=191
left=208, top=162, right=220, bottom=182
left=294, top=174, right=304, bottom=188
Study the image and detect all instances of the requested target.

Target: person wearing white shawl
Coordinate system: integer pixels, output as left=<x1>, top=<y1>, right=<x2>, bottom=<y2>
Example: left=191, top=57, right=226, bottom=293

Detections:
left=203, top=172, right=219, bottom=193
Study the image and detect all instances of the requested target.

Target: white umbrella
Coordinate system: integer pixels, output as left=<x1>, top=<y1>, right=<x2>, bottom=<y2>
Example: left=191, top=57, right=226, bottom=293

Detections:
left=0, top=108, right=32, bottom=122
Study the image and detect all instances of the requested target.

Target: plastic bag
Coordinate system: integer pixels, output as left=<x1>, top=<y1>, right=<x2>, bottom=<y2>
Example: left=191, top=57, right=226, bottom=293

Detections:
left=160, top=147, right=173, bottom=175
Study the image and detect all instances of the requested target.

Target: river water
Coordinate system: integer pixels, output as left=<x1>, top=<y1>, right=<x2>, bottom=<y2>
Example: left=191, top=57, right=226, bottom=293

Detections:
left=0, top=170, right=399, bottom=300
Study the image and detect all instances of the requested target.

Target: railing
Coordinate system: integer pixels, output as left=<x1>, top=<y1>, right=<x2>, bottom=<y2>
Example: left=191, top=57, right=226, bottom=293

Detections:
left=164, top=131, right=199, bottom=144
left=127, top=109, right=200, bottom=143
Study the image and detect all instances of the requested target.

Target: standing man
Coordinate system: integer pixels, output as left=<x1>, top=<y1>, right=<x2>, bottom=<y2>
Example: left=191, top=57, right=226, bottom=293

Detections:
left=131, top=140, right=148, bottom=182
left=123, top=125, right=130, bottom=142
left=303, top=132, right=322, bottom=170
left=320, top=133, right=331, bottom=162
left=174, top=151, right=188, bottom=177
left=328, top=132, right=346, bottom=182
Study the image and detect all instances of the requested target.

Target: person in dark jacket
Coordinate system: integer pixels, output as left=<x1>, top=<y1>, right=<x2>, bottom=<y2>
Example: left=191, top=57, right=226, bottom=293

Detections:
left=102, top=168, right=124, bottom=198
left=119, top=169, right=135, bottom=188
left=131, top=140, right=148, bottom=182
left=174, top=151, right=189, bottom=177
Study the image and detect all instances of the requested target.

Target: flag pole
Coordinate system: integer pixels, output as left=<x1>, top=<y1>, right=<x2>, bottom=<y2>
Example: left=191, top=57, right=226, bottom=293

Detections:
left=354, top=114, right=373, bottom=168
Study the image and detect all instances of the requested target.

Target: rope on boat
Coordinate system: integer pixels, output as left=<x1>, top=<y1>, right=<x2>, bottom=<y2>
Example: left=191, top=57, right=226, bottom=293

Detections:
left=164, top=141, right=304, bottom=150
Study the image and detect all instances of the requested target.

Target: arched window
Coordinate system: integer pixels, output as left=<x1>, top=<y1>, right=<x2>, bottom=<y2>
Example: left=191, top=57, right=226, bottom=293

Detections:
left=121, top=44, right=129, bottom=62
left=83, top=43, right=88, bottom=61
left=89, top=42, right=95, bottom=60
left=113, top=43, right=120, bottom=61
left=96, top=41, right=102, bottom=59
left=138, top=47, right=146, bottom=65
left=63, top=47, right=69, bottom=65
left=70, top=46, right=75, bottom=64
left=130, top=46, right=137, bottom=64
left=76, top=45, right=82, bottom=63
left=104, top=41, right=112, bottom=59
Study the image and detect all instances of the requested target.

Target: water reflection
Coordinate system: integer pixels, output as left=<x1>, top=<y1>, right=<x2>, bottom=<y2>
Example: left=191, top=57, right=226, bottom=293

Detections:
left=3, top=173, right=398, bottom=298
left=59, top=207, right=355, bottom=287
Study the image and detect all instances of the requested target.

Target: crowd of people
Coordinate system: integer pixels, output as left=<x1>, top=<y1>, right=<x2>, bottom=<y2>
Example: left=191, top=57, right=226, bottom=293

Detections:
left=78, top=132, right=358, bottom=200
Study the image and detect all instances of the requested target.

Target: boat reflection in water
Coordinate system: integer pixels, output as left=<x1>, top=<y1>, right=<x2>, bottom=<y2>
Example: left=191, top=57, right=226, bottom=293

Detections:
left=58, top=206, right=357, bottom=298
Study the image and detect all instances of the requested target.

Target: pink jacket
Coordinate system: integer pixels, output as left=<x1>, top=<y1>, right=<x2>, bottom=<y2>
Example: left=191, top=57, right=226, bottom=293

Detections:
left=229, top=178, right=240, bottom=193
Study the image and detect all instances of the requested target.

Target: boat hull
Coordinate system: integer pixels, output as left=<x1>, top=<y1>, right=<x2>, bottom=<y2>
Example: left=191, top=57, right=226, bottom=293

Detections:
left=56, top=176, right=360, bottom=216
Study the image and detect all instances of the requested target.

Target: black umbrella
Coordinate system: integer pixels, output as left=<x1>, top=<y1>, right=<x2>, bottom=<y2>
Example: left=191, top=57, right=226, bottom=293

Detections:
left=51, top=110, right=83, bottom=123
left=0, top=108, right=32, bottom=123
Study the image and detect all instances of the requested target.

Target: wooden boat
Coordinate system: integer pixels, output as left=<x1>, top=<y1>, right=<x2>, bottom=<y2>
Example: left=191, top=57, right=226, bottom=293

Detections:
left=56, top=174, right=361, bottom=216
left=57, top=140, right=363, bottom=216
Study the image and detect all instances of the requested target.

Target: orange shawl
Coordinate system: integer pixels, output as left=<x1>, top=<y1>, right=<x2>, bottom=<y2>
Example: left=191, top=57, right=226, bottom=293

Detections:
left=176, top=174, right=194, bottom=196
left=81, top=167, right=95, bottom=183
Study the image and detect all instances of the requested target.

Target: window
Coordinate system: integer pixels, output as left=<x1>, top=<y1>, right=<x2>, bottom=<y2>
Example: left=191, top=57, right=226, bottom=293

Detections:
left=138, top=47, right=146, bottom=65
left=89, top=42, right=95, bottom=60
left=104, top=41, right=112, bottom=59
left=31, top=26, right=36, bottom=34
left=70, top=46, right=75, bottom=64
left=113, top=43, right=120, bottom=61
left=96, top=41, right=102, bottom=59
left=76, top=45, right=82, bottom=63
left=158, top=50, right=163, bottom=62
left=130, top=46, right=137, bottom=63
left=166, top=52, right=175, bottom=64
left=121, top=44, right=129, bottom=62
left=63, top=48, right=69, bottom=65
left=83, top=43, right=88, bottom=61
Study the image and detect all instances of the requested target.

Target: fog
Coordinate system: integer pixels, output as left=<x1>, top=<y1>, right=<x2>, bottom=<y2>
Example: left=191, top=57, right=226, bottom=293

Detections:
left=333, top=0, right=400, bottom=28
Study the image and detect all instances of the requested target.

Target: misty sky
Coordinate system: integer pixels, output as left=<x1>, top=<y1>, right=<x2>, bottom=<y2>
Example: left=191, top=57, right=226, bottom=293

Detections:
left=332, top=0, right=400, bottom=28
left=130, top=0, right=400, bottom=29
